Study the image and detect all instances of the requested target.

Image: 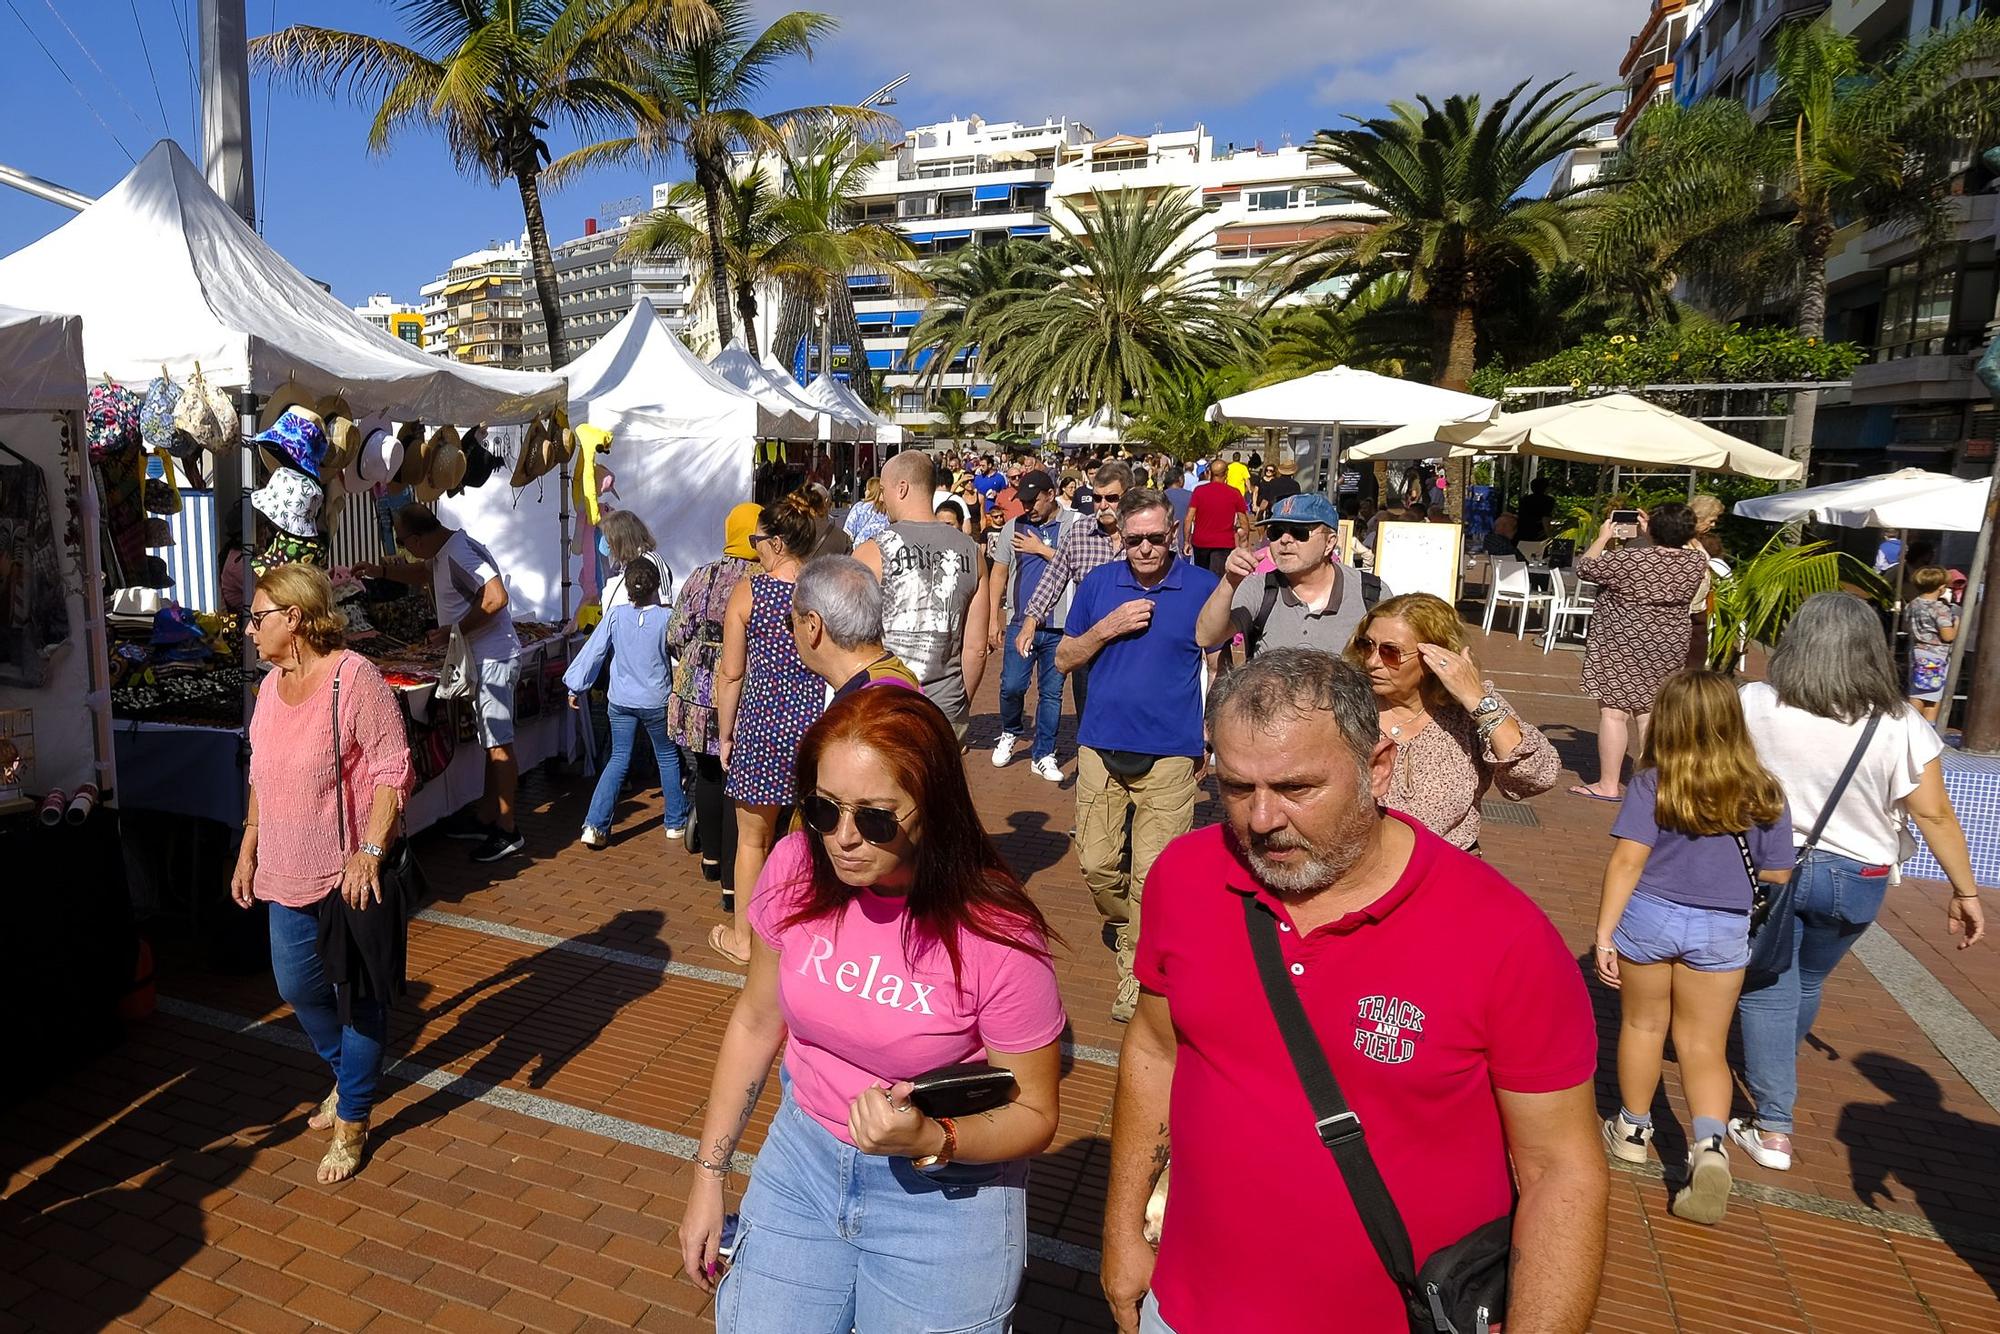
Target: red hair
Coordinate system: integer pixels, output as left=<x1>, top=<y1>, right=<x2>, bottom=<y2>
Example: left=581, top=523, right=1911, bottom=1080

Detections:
left=781, top=686, right=1058, bottom=981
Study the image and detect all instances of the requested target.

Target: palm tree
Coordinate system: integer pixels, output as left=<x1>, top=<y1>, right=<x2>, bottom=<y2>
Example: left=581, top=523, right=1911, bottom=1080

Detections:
left=622, top=168, right=786, bottom=354
left=549, top=0, right=878, bottom=351
left=934, top=389, right=973, bottom=449
left=253, top=0, right=711, bottom=368
left=980, top=188, right=1262, bottom=424
left=1125, top=367, right=1250, bottom=462
left=1598, top=18, right=2000, bottom=474
left=1255, top=281, right=1430, bottom=384
left=903, top=238, right=1058, bottom=395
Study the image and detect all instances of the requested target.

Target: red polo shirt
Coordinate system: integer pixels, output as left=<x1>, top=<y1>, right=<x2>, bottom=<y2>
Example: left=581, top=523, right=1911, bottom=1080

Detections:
left=1187, top=479, right=1246, bottom=550
left=1134, top=814, right=1596, bottom=1332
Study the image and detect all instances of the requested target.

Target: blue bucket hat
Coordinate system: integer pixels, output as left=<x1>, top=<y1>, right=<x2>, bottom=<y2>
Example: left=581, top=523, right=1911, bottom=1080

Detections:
left=1261, top=492, right=1340, bottom=530
left=252, top=406, right=328, bottom=479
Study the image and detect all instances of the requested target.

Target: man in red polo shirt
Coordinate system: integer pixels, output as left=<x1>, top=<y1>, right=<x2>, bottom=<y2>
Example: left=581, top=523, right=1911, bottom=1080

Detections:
left=1102, top=648, right=1605, bottom=1334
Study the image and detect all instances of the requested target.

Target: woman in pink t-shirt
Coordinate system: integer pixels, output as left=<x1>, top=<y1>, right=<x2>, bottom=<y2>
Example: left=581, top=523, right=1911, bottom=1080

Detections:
left=681, top=687, right=1067, bottom=1332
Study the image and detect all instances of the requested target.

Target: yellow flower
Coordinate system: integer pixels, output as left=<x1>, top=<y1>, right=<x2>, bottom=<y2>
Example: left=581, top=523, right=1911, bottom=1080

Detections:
left=1670, top=352, right=1680, bottom=361
left=1806, top=337, right=1817, bottom=346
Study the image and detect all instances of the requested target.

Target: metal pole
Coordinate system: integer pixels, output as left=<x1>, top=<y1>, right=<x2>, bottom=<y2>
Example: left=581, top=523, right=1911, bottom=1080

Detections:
left=0, top=162, right=93, bottom=212
left=1950, top=477, right=2000, bottom=752
left=200, top=0, right=256, bottom=227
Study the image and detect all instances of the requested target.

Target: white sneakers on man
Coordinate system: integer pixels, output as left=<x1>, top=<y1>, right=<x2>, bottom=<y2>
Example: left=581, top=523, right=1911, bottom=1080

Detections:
left=1031, top=755, right=1063, bottom=783
left=992, top=733, right=1020, bottom=767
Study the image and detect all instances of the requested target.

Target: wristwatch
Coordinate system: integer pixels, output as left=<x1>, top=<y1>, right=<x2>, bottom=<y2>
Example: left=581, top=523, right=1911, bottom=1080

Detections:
left=913, top=1116, right=958, bottom=1173
left=1471, top=694, right=1503, bottom=719
left=358, top=841, right=386, bottom=859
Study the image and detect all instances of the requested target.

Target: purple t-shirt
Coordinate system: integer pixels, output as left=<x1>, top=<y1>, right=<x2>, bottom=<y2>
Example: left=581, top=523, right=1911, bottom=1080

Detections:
left=1610, top=769, right=1794, bottom=911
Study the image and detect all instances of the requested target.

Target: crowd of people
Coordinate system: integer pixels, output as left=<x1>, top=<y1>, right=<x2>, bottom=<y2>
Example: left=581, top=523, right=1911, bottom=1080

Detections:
left=228, top=442, right=1990, bottom=1333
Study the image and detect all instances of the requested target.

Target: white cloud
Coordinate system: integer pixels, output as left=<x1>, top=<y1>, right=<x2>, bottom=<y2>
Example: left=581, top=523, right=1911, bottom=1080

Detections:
left=782, top=0, right=1639, bottom=133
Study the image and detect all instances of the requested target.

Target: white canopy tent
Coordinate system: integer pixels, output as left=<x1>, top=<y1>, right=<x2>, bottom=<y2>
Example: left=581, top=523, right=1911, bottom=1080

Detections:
left=1052, top=406, right=1126, bottom=447
left=1207, top=367, right=1497, bottom=429
left=799, top=374, right=876, bottom=443
left=1355, top=393, right=1804, bottom=481
left=822, top=376, right=903, bottom=446
left=0, top=305, right=113, bottom=802
left=764, top=352, right=862, bottom=443
left=708, top=343, right=817, bottom=442
left=1734, top=467, right=1989, bottom=531
left=0, top=141, right=563, bottom=423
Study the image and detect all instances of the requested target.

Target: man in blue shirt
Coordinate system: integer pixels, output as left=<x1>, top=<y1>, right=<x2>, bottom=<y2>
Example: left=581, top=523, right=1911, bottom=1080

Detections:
left=990, top=470, right=1080, bottom=780
left=1057, top=487, right=1219, bottom=1022
left=971, top=455, right=1007, bottom=511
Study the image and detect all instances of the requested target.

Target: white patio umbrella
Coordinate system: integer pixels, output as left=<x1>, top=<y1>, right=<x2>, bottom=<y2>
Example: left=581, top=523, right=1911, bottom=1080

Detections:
left=1357, top=393, right=1803, bottom=481
left=1205, top=366, right=1496, bottom=428
left=1734, top=467, right=1988, bottom=531
left=1051, top=406, right=1126, bottom=447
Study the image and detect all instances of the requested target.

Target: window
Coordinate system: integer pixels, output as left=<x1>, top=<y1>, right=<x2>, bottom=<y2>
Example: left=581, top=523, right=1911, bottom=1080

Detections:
left=1876, top=245, right=1995, bottom=361
left=1246, top=187, right=1295, bottom=212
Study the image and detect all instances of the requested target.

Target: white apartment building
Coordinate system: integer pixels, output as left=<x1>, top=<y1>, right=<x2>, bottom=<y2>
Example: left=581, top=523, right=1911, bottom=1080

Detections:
left=352, top=292, right=426, bottom=348
left=520, top=213, right=697, bottom=371
left=418, top=240, right=532, bottom=366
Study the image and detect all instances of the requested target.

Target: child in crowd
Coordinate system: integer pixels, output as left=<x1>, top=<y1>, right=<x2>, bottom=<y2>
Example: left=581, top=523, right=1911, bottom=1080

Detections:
left=1594, top=670, right=1794, bottom=1225
left=564, top=556, right=689, bottom=848
left=1902, top=565, right=1958, bottom=722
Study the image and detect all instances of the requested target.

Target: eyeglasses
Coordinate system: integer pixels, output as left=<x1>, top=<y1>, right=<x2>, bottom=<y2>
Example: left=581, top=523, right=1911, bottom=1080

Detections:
left=1354, top=635, right=1409, bottom=669
left=1265, top=523, right=1321, bottom=543
left=246, top=606, right=292, bottom=630
left=749, top=532, right=771, bottom=545
left=1123, top=531, right=1171, bottom=548
left=801, top=793, right=909, bottom=846
left=1094, top=490, right=1124, bottom=505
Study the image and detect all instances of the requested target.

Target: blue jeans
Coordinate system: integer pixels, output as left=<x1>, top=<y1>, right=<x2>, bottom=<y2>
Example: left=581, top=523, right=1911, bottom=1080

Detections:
left=1736, top=849, right=1890, bottom=1134
left=717, top=1082, right=1028, bottom=1333
left=999, top=624, right=1065, bottom=760
left=269, top=899, right=387, bottom=1123
left=586, top=703, right=689, bottom=837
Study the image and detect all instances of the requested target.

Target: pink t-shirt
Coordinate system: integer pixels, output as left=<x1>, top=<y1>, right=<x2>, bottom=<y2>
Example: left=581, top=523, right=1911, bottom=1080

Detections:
left=748, top=832, right=1068, bottom=1146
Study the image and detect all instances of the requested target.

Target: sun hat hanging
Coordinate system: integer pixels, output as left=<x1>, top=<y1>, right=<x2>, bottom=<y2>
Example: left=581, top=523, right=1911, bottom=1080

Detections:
left=173, top=362, right=238, bottom=454
left=356, top=421, right=404, bottom=485
left=139, top=374, right=182, bottom=453
left=413, top=425, right=464, bottom=503
left=253, top=406, right=328, bottom=478
left=319, top=395, right=361, bottom=476
left=458, top=425, right=501, bottom=492
left=142, top=447, right=183, bottom=515
left=251, top=463, right=325, bottom=538
left=511, top=417, right=550, bottom=487
left=87, top=381, right=143, bottom=461
left=395, top=422, right=431, bottom=487
left=256, top=380, right=316, bottom=433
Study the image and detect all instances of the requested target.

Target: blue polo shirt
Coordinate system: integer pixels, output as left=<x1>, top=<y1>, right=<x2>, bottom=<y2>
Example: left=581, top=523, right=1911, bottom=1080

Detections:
left=1066, top=554, right=1219, bottom=758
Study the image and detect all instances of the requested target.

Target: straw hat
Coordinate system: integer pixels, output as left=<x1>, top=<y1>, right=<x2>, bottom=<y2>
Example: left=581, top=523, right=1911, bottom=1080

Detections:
left=512, top=416, right=553, bottom=487
left=319, top=395, right=360, bottom=476
left=394, top=422, right=431, bottom=487
left=415, top=425, right=465, bottom=501
left=257, top=380, right=317, bottom=433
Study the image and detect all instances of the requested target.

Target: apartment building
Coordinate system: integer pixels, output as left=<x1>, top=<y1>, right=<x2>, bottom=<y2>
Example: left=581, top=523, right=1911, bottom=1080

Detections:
left=418, top=240, right=532, bottom=367
left=352, top=293, right=426, bottom=349
left=520, top=215, right=696, bottom=371
left=1672, top=0, right=1998, bottom=480
left=1617, top=1, right=1712, bottom=136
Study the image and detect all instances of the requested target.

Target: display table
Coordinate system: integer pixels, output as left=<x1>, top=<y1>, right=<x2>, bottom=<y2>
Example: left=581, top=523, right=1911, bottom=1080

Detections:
left=1903, top=747, right=2000, bottom=889
left=403, top=707, right=568, bottom=834
left=112, top=720, right=248, bottom=825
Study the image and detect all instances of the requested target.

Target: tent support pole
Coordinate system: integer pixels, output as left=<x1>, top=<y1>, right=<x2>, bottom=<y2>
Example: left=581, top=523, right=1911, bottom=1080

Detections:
left=1949, top=479, right=2000, bottom=751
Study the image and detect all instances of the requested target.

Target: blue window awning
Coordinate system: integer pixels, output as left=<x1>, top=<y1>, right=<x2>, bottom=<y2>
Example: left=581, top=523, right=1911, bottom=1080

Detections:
left=968, top=384, right=993, bottom=399
left=974, top=184, right=1013, bottom=202
left=848, top=272, right=888, bottom=288
left=910, top=229, right=972, bottom=244
left=908, top=347, right=937, bottom=371
left=892, top=309, right=924, bottom=328
left=1009, top=224, right=1051, bottom=238
left=866, top=349, right=897, bottom=369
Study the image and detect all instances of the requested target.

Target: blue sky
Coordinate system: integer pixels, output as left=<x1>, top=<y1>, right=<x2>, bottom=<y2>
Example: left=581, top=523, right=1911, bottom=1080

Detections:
left=0, top=1, right=1634, bottom=307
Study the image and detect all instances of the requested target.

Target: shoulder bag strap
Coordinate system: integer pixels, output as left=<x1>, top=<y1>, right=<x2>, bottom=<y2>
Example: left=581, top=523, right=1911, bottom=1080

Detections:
left=1799, top=713, right=1883, bottom=859
left=1241, top=894, right=1420, bottom=1295
left=331, top=655, right=346, bottom=855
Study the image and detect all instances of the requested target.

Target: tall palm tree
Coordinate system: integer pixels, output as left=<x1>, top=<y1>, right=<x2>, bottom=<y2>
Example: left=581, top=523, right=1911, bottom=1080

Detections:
left=622, top=168, right=786, bottom=354
left=934, top=389, right=973, bottom=449
left=254, top=0, right=712, bottom=368
left=1598, top=18, right=2000, bottom=473
left=1255, top=281, right=1430, bottom=384
left=980, top=188, right=1261, bottom=424
left=549, top=0, right=877, bottom=351
left=903, top=238, right=1058, bottom=395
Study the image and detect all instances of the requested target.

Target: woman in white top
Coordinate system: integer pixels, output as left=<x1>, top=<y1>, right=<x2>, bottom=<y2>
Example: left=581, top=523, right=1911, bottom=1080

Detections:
left=599, top=509, right=673, bottom=612
left=1734, top=592, right=1984, bottom=1172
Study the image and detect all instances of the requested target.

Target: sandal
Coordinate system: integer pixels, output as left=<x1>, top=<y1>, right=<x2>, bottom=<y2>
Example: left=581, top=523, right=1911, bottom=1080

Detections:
left=317, top=1116, right=367, bottom=1184
left=1568, top=784, right=1623, bottom=803
left=707, top=923, right=750, bottom=967
left=307, top=1088, right=339, bottom=1131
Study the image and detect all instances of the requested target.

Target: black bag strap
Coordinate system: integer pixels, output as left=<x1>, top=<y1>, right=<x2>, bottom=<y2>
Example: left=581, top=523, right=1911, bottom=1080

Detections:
left=1241, top=893, right=1420, bottom=1295
left=1246, top=572, right=1284, bottom=656
left=1799, top=713, right=1882, bottom=860
left=1731, top=831, right=1757, bottom=891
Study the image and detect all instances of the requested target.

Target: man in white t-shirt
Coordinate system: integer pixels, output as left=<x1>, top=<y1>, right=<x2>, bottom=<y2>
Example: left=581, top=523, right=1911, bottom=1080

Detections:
left=364, top=503, right=525, bottom=863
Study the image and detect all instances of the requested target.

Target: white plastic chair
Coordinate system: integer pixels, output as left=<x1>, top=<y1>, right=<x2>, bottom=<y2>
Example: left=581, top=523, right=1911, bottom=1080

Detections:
left=1542, top=569, right=1596, bottom=652
left=1483, top=559, right=1555, bottom=638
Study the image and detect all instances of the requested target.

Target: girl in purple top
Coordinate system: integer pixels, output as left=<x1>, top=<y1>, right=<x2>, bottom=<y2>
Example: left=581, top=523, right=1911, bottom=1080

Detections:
left=1594, top=670, right=1793, bottom=1227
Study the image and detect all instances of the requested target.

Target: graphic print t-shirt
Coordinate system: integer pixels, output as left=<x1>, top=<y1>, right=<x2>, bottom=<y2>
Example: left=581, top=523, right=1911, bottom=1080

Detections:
left=749, top=833, right=1067, bottom=1145
left=873, top=520, right=980, bottom=722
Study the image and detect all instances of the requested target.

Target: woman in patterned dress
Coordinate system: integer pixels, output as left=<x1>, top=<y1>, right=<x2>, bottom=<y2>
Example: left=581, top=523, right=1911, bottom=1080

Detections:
left=710, top=489, right=829, bottom=964
left=1570, top=502, right=1709, bottom=801
left=667, top=503, right=759, bottom=890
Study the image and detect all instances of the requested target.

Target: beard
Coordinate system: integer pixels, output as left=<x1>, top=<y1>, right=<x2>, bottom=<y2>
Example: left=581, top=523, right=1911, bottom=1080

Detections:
left=1225, top=784, right=1378, bottom=899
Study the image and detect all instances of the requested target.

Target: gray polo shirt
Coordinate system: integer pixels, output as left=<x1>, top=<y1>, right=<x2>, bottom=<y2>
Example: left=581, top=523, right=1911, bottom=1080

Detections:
left=1228, top=562, right=1386, bottom=657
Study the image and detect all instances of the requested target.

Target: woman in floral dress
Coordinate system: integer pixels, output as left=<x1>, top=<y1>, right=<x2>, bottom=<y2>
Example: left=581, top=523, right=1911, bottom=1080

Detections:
left=1571, top=502, right=1710, bottom=801
left=709, top=490, right=828, bottom=964
left=667, top=503, right=759, bottom=892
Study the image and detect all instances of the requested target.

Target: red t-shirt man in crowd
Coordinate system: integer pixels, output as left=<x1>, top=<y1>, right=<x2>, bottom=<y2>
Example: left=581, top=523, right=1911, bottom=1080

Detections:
left=1183, top=475, right=1247, bottom=578
left=1102, top=647, right=1607, bottom=1334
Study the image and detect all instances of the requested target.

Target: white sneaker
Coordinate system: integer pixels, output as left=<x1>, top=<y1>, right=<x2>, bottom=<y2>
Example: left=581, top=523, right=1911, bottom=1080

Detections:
left=1671, top=1136, right=1733, bottom=1225
left=991, top=733, right=1020, bottom=767
left=663, top=826, right=686, bottom=840
left=1031, top=755, right=1063, bottom=783
left=1728, top=1118, right=1794, bottom=1171
left=1602, top=1111, right=1654, bottom=1164
left=581, top=826, right=607, bottom=849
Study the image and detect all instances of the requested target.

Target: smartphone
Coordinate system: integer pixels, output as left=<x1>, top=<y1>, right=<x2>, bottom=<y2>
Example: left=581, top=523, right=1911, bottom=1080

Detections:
left=717, top=1212, right=741, bottom=1263
left=1610, top=509, right=1641, bottom=526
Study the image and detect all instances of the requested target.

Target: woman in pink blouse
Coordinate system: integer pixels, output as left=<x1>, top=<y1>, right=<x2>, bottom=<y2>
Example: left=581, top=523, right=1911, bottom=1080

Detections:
left=1344, top=593, right=1560, bottom=851
left=230, top=563, right=414, bottom=1183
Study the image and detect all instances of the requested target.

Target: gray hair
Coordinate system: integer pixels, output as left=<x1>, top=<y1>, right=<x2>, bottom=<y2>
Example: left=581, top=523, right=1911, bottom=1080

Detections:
left=1768, top=591, right=1905, bottom=723
left=793, top=555, right=883, bottom=651
left=598, top=508, right=656, bottom=567
left=1093, top=460, right=1134, bottom=491
left=1117, top=487, right=1170, bottom=529
left=1206, top=648, right=1381, bottom=773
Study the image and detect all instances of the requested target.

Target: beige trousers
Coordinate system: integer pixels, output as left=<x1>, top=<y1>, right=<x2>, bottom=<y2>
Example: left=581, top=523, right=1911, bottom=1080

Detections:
left=1074, top=747, right=1199, bottom=982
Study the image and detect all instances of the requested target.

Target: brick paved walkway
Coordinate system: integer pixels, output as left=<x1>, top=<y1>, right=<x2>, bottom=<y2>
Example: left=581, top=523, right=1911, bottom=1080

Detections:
left=6, top=621, right=2000, bottom=1332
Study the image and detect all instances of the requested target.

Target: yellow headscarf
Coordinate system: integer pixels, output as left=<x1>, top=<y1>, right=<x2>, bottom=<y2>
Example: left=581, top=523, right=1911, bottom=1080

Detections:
left=724, top=501, right=761, bottom=560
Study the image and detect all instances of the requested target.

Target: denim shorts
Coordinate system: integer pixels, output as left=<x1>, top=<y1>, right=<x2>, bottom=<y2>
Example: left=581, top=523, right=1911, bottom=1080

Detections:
left=472, top=657, right=518, bottom=749
left=1613, top=890, right=1751, bottom=972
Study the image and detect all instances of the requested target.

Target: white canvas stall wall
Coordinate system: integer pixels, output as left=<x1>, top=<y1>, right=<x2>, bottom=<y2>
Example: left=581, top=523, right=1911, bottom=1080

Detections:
left=589, top=407, right=754, bottom=605
left=434, top=424, right=568, bottom=624
left=0, top=412, right=102, bottom=795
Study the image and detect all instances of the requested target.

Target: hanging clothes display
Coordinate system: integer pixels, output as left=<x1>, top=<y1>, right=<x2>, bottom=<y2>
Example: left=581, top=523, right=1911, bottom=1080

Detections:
left=0, top=445, right=73, bottom=686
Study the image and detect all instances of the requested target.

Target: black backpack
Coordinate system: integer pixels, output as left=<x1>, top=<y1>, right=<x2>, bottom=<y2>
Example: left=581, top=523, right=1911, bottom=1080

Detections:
left=1245, top=567, right=1381, bottom=659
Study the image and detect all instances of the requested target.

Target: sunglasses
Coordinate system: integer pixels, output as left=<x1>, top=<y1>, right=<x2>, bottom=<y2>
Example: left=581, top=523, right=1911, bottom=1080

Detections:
left=1354, top=635, right=1410, bottom=669
left=1123, top=531, right=1172, bottom=548
left=246, top=606, right=292, bottom=630
left=1265, top=523, right=1321, bottom=543
left=750, top=532, right=772, bottom=544
left=1094, top=491, right=1124, bottom=505
left=801, top=793, right=908, bottom=846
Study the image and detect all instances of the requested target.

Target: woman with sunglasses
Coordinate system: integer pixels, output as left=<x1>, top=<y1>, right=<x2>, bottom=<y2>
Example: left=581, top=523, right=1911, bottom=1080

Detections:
left=1344, top=592, right=1559, bottom=851
left=681, top=686, right=1066, bottom=1333
left=712, top=490, right=829, bottom=965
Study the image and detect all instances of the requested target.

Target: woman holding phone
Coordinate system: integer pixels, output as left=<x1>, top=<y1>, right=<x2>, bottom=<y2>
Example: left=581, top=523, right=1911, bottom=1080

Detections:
left=681, top=685, right=1066, bottom=1333
left=1570, top=502, right=1709, bottom=802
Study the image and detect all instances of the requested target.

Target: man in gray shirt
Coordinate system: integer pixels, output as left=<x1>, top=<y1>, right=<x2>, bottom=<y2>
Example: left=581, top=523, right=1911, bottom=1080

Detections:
left=1196, top=493, right=1384, bottom=660
left=856, top=450, right=991, bottom=739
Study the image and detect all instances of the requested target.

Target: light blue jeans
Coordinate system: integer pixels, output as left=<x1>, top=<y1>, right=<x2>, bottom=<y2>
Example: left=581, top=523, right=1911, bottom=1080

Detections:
left=1736, top=848, right=1890, bottom=1134
left=999, top=624, right=1065, bottom=761
left=585, top=703, right=688, bottom=837
left=269, top=899, right=386, bottom=1123
left=717, top=1081, right=1029, bottom=1333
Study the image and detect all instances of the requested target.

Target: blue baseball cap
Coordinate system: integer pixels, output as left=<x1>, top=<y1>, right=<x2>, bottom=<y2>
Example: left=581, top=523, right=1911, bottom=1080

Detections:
left=1261, top=493, right=1340, bottom=529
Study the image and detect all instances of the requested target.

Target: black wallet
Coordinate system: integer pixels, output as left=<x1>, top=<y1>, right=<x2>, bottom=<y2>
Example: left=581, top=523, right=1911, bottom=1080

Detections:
left=908, top=1063, right=1017, bottom=1118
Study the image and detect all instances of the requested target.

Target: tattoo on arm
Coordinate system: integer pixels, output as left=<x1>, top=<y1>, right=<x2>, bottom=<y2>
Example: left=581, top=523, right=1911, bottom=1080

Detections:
left=1149, top=1123, right=1171, bottom=1185
left=709, top=1074, right=768, bottom=1165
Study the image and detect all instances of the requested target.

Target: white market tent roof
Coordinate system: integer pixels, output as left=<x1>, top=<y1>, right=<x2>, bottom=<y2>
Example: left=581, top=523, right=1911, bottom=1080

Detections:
left=820, top=375, right=902, bottom=445
left=1207, top=366, right=1496, bottom=429
left=707, top=343, right=816, bottom=441
left=1356, top=393, right=1804, bottom=481
left=798, top=374, right=876, bottom=442
left=0, top=140, right=562, bottom=424
left=1734, top=467, right=1989, bottom=532
left=0, top=304, right=85, bottom=410
left=1052, top=406, right=1126, bottom=446
left=564, top=298, right=781, bottom=437
left=765, top=352, right=861, bottom=443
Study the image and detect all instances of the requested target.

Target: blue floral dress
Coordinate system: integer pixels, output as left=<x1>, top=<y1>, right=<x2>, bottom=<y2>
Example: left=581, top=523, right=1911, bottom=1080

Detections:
left=724, top=575, right=825, bottom=805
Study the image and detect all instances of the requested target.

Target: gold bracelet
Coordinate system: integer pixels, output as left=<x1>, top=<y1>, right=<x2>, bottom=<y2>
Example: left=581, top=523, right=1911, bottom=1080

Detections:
left=695, top=1156, right=731, bottom=1175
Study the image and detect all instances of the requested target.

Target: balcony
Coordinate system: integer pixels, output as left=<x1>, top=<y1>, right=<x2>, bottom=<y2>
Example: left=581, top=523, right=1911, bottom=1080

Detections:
left=1851, top=350, right=1980, bottom=405
left=631, top=262, right=686, bottom=282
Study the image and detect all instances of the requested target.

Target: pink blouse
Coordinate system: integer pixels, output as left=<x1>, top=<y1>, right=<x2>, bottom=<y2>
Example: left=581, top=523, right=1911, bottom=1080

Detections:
left=1382, top=681, right=1560, bottom=850
left=248, top=650, right=416, bottom=907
